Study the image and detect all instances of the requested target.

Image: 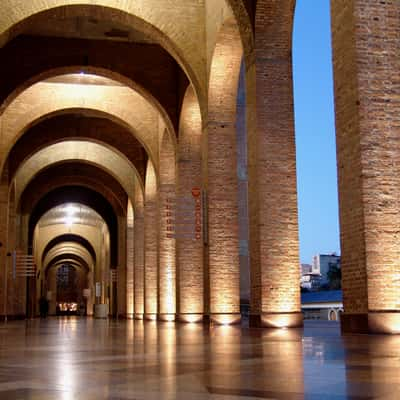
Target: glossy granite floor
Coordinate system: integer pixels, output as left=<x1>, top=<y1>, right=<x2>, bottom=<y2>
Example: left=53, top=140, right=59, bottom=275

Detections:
left=0, top=318, right=399, bottom=399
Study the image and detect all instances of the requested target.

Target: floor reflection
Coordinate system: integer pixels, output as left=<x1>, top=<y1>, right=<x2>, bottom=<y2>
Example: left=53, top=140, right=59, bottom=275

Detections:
left=0, top=318, right=398, bottom=399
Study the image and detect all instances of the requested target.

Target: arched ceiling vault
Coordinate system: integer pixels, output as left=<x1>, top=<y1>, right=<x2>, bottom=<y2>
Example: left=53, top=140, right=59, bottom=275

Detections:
left=46, top=254, right=90, bottom=276
left=13, top=140, right=142, bottom=211
left=5, top=114, right=148, bottom=185
left=29, top=187, right=118, bottom=266
left=43, top=243, right=93, bottom=273
left=0, top=1, right=258, bottom=127
left=0, top=3, right=205, bottom=107
left=0, top=49, right=186, bottom=134
left=19, top=163, right=127, bottom=217
left=49, top=259, right=85, bottom=272
left=0, top=77, right=169, bottom=174
left=42, top=234, right=96, bottom=264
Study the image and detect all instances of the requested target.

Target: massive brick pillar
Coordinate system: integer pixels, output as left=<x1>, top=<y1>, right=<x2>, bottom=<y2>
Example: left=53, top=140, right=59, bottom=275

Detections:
left=331, top=0, right=400, bottom=334
left=117, top=214, right=127, bottom=317
left=0, top=179, right=26, bottom=319
left=144, top=160, right=158, bottom=320
left=0, top=180, right=9, bottom=319
left=6, top=186, right=25, bottom=317
left=248, top=0, right=302, bottom=328
left=177, top=85, right=204, bottom=323
left=134, top=206, right=145, bottom=319
left=237, top=62, right=250, bottom=306
left=158, top=131, right=176, bottom=322
left=126, top=200, right=134, bottom=318
left=207, top=18, right=242, bottom=325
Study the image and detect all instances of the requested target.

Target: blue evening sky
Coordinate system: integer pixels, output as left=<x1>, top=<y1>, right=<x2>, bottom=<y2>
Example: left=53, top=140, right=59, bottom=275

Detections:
left=292, top=0, right=340, bottom=263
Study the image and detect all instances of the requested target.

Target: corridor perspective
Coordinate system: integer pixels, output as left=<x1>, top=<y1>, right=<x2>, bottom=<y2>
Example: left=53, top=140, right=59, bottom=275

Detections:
left=0, top=0, right=400, bottom=399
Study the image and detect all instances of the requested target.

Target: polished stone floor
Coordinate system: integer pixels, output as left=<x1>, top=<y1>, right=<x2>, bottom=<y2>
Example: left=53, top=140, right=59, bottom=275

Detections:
left=0, top=318, right=399, bottom=399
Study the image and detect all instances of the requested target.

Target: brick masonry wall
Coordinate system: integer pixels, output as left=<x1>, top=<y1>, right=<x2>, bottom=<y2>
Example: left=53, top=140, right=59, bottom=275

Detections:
left=144, top=160, right=158, bottom=317
left=332, top=0, right=400, bottom=314
left=126, top=201, right=134, bottom=316
left=248, top=0, right=300, bottom=316
left=158, top=131, right=176, bottom=317
left=0, top=1, right=207, bottom=107
left=177, top=85, right=204, bottom=317
left=134, top=213, right=145, bottom=317
left=207, top=18, right=242, bottom=318
left=0, top=35, right=183, bottom=131
left=0, top=82, right=160, bottom=172
left=117, top=215, right=127, bottom=316
left=19, top=165, right=128, bottom=217
left=6, top=115, right=147, bottom=185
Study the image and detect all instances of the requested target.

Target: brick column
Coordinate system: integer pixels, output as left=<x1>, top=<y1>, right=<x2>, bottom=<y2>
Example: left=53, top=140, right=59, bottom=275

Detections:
left=117, top=215, right=127, bottom=317
left=248, top=0, right=302, bottom=328
left=0, top=181, right=9, bottom=319
left=158, top=132, right=176, bottom=322
left=126, top=201, right=134, bottom=318
left=331, top=0, right=400, bottom=333
left=237, top=62, right=250, bottom=307
left=207, top=19, right=242, bottom=325
left=177, top=86, right=204, bottom=323
left=134, top=212, right=144, bottom=319
left=144, top=161, right=158, bottom=320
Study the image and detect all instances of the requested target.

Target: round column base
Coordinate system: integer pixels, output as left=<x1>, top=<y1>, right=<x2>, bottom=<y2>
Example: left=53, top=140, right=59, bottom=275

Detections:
left=134, top=313, right=144, bottom=320
left=177, top=313, right=204, bottom=323
left=159, top=313, right=176, bottom=322
left=210, top=313, right=241, bottom=325
left=260, top=312, right=303, bottom=329
left=144, top=313, right=157, bottom=321
left=341, top=312, right=400, bottom=334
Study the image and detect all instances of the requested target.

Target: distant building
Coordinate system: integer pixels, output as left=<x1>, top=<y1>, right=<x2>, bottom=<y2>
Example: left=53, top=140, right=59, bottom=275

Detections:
left=300, top=263, right=321, bottom=291
left=312, top=253, right=341, bottom=286
left=301, top=263, right=312, bottom=275
left=300, top=274, right=322, bottom=291
left=301, top=290, right=343, bottom=321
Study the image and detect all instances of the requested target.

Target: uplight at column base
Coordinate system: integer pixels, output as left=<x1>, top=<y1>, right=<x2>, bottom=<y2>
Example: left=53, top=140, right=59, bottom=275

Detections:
left=210, top=313, right=241, bottom=325
left=261, top=312, right=303, bottom=328
left=178, top=313, right=204, bottom=323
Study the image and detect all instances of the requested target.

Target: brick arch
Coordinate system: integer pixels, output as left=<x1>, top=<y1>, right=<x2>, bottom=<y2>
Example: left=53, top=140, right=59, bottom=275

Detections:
left=13, top=141, right=142, bottom=212
left=207, top=17, right=243, bottom=325
left=42, top=234, right=97, bottom=265
left=29, top=187, right=118, bottom=267
left=19, top=163, right=127, bottom=219
left=43, top=243, right=93, bottom=274
left=0, top=3, right=204, bottom=109
left=0, top=57, right=180, bottom=138
left=223, top=0, right=255, bottom=65
left=0, top=67, right=176, bottom=145
left=48, top=258, right=88, bottom=275
left=5, top=113, right=148, bottom=186
left=0, top=81, right=162, bottom=175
